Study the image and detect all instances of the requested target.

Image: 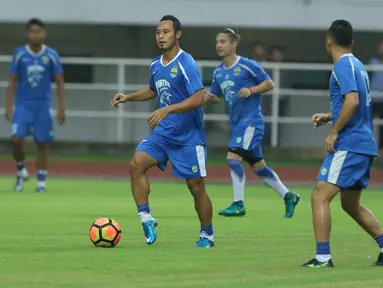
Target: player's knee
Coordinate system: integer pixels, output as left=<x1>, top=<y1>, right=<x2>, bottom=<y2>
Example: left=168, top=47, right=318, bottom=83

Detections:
left=340, top=196, right=359, bottom=215
left=186, top=178, right=205, bottom=198
left=311, top=182, right=336, bottom=204
left=251, top=159, right=266, bottom=170
left=129, top=158, right=144, bottom=179
left=36, top=142, right=49, bottom=151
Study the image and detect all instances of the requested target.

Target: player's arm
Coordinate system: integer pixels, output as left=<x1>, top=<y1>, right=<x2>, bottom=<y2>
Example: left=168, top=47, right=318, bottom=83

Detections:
left=331, top=63, right=359, bottom=135
left=167, top=89, right=205, bottom=113
left=5, top=51, right=19, bottom=121
left=112, top=86, right=156, bottom=107
left=51, top=52, right=66, bottom=125
left=205, top=69, right=223, bottom=104
left=239, top=60, right=274, bottom=98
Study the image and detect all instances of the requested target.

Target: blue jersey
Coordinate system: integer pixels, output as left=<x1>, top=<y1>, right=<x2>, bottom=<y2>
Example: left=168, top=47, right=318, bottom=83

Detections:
left=330, top=53, right=378, bottom=156
left=149, top=49, right=205, bottom=146
left=9, top=45, right=63, bottom=108
left=210, top=56, right=271, bottom=128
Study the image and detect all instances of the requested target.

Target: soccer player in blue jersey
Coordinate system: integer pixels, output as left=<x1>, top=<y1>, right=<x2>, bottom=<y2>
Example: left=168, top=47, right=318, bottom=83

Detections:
left=111, top=15, right=214, bottom=248
left=301, top=20, right=383, bottom=268
left=5, top=18, right=65, bottom=193
left=205, top=28, right=300, bottom=218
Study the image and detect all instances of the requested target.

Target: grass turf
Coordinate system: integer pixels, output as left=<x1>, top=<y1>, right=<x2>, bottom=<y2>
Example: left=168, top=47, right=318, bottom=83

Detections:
left=0, top=178, right=382, bottom=288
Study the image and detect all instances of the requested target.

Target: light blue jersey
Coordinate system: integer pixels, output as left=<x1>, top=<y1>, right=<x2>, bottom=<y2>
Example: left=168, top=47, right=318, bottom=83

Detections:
left=149, top=49, right=205, bottom=146
left=210, top=56, right=271, bottom=129
left=9, top=44, right=63, bottom=108
left=329, top=53, right=378, bottom=156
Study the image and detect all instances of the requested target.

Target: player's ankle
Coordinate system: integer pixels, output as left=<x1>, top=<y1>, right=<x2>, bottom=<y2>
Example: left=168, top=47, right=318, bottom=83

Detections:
left=200, top=224, right=214, bottom=240
left=316, top=242, right=331, bottom=262
left=316, top=254, right=332, bottom=262
left=37, top=181, right=46, bottom=188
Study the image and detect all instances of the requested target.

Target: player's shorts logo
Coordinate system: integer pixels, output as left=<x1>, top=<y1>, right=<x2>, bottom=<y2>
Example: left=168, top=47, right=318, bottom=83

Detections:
left=234, top=67, right=241, bottom=76
left=236, top=137, right=242, bottom=143
left=321, top=167, right=328, bottom=176
left=170, top=66, right=178, bottom=78
left=192, top=165, right=198, bottom=173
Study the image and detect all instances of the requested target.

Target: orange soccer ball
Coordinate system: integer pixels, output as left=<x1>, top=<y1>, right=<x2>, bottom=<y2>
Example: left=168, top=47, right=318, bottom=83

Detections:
left=89, top=218, right=122, bottom=248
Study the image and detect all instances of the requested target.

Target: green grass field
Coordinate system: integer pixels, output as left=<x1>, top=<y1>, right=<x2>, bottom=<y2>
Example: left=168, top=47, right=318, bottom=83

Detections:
left=0, top=178, right=382, bottom=288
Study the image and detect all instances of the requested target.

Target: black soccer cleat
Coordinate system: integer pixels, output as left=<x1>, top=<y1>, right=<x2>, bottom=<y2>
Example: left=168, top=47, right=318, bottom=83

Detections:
left=301, top=258, right=334, bottom=268
left=372, top=253, right=383, bottom=266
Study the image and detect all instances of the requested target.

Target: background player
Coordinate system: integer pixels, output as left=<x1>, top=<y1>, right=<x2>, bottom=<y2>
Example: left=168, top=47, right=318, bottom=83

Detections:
left=302, top=20, right=383, bottom=268
left=205, top=28, right=300, bottom=218
left=5, top=18, right=66, bottom=193
left=111, top=15, right=214, bottom=248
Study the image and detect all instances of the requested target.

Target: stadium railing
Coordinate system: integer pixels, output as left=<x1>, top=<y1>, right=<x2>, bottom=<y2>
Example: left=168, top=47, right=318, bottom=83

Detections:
left=0, top=55, right=382, bottom=148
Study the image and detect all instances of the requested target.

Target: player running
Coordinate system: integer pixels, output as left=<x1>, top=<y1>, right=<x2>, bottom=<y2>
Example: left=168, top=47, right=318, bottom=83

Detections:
left=302, top=20, right=383, bottom=268
left=111, top=15, right=214, bottom=248
left=205, top=28, right=300, bottom=218
left=5, top=18, right=66, bottom=193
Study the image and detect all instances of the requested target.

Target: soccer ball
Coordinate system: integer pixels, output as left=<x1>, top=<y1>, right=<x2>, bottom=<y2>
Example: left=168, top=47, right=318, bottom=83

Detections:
left=89, top=217, right=122, bottom=247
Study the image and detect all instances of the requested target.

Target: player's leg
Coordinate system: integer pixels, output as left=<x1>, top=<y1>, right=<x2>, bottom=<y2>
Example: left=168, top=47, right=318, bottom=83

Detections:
left=11, top=105, right=31, bottom=192
left=341, top=190, right=383, bottom=266
left=302, top=151, right=372, bottom=268
left=301, top=180, right=338, bottom=268
left=132, top=135, right=168, bottom=245
left=218, top=150, right=246, bottom=217
left=339, top=156, right=383, bottom=266
left=33, top=108, right=54, bottom=192
left=249, top=146, right=300, bottom=218
left=169, top=144, right=214, bottom=247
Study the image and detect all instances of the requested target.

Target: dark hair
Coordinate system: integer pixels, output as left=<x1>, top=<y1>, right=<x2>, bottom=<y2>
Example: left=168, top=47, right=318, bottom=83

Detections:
left=27, top=18, right=45, bottom=29
left=160, top=15, right=181, bottom=32
left=222, top=28, right=241, bottom=43
left=328, top=19, right=353, bottom=47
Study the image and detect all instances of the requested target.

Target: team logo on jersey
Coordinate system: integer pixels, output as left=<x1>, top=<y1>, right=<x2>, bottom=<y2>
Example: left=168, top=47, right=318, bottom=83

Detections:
left=321, top=167, right=328, bottom=176
left=170, top=66, right=178, bottom=78
left=234, top=67, right=241, bottom=76
left=192, top=165, right=198, bottom=173
left=27, top=64, right=45, bottom=87
left=236, top=137, right=242, bottom=143
left=42, top=55, right=50, bottom=64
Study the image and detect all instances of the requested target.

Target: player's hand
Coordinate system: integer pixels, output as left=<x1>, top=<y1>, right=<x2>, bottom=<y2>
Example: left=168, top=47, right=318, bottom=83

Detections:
left=324, top=132, right=338, bottom=153
left=5, top=107, right=13, bottom=121
left=204, top=92, right=216, bottom=102
left=238, top=88, right=252, bottom=98
left=111, top=93, right=128, bottom=108
left=147, top=107, right=170, bottom=127
left=57, top=109, right=66, bottom=125
left=312, top=113, right=330, bottom=129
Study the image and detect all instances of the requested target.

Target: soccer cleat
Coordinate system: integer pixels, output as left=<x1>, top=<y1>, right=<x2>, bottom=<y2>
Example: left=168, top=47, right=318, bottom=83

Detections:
left=372, top=253, right=383, bottom=266
left=196, top=237, right=214, bottom=248
left=14, top=174, right=29, bottom=192
left=301, top=258, right=334, bottom=268
left=142, top=219, right=158, bottom=245
left=218, top=202, right=246, bottom=217
left=36, top=186, right=46, bottom=193
left=284, top=192, right=300, bottom=218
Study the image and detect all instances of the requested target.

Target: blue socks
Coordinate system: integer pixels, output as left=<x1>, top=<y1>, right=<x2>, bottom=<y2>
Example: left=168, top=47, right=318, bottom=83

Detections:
left=137, top=203, right=152, bottom=222
left=200, top=224, right=214, bottom=240
left=255, top=165, right=289, bottom=199
left=375, top=234, right=383, bottom=252
left=316, top=242, right=331, bottom=262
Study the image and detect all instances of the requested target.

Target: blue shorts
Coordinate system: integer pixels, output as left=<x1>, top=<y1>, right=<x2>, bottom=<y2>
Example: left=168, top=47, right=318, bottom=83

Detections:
left=12, top=105, right=54, bottom=143
left=317, top=151, right=374, bottom=190
left=228, top=125, right=264, bottom=162
left=136, top=132, right=207, bottom=179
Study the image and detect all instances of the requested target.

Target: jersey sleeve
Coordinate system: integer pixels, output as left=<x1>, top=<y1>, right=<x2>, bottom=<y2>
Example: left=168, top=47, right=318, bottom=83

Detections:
left=244, top=59, right=271, bottom=84
left=49, top=51, right=64, bottom=76
left=210, top=69, right=223, bottom=97
left=333, top=59, right=358, bottom=96
left=9, top=50, right=19, bottom=75
left=149, top=61, right=156, bottom=91
left=179, top=55, right=204, bottom=96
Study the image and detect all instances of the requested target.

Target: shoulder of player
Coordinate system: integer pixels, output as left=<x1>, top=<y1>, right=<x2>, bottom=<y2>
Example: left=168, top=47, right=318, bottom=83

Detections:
left=150, top=56, right=161, bottom=71
left=334, top=56, right=356, bottom=73
left=177, top=50, right=198, bottom=66
left=45, top=46, right=60, bottom=56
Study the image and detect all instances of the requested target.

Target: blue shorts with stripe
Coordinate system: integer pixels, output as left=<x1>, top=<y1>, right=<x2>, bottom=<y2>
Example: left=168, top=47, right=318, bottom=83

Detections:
left=135, top=132, right=207, bottom=179
left=317, top=150, right=374, bottom=190
left=228, top=125, right=264, bottom=160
